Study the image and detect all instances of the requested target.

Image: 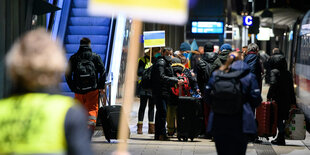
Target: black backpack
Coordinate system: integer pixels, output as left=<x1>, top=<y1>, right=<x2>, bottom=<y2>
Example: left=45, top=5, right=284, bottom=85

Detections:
left=140, top=65, right=153, bottom=89
left=74, top=54, right=97, bottom=93
left=210, top=70, right=248, bottom=115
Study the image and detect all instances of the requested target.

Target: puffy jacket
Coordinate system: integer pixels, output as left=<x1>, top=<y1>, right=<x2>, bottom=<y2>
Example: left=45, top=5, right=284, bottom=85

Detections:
left=268, top=53, right=287, bottom=71
left=66, top=46, right=106, bottom=94
left=202, top=52, right=221, bottom=72
left=243, top=53, right=262, bottom=88
left=205, top=60, right=262, bottom=134
left=151, top=56, right=178, bottom=97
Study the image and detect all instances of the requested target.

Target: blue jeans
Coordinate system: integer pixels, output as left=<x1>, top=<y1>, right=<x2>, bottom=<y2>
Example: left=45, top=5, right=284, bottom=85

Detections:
left=154, top=95, right=168, bottom=137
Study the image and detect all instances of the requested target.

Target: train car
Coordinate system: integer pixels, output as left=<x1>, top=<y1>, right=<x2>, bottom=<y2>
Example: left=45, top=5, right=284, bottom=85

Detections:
left=292, top=10, right=310, bottom=132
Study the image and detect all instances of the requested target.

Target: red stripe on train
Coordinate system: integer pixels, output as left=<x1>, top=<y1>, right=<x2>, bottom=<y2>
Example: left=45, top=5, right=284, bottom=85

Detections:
left=295, top=74, right=310, bottom=92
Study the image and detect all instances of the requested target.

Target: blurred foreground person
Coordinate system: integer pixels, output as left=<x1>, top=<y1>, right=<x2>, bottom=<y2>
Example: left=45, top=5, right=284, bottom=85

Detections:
left=0, top=28, right=92, bottom=155
left=205, top=54, right=262, bottom=155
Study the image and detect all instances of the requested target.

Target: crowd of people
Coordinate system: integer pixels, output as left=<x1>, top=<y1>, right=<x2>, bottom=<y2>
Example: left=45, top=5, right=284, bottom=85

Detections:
left=0, top=27, right=297, bottom=155
left=136, top=41, right=296, bottom=154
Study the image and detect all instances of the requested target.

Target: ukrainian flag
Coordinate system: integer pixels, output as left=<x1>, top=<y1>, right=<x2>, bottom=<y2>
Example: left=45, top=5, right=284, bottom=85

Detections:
left=144, top=31, right=165, bottom=48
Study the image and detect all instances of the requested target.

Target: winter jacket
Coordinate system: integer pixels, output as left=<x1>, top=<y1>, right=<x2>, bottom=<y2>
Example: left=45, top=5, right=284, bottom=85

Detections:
left=205, top=60, right=262, bottom=134
left=66, top=46, right=106, bottom=94
left=268, top=53, right=287, bottom=71
left=267, top=67, right=296, bottom=120
left=243, top=53, right=263, bottom=89
left=151, top=56, right=179, bottom=97
left=196, top=59, right=211, bottom=94
left=216, top=50, right=231, bottom=65
left=202, top=52, right=221, bottom=72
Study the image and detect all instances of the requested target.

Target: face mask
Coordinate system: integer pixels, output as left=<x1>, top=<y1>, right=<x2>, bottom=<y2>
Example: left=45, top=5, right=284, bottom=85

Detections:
left=154, top=53, right=161, bottom=58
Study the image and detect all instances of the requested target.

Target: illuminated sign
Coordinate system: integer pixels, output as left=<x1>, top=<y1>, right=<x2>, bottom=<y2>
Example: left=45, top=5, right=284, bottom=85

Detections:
left=243, top=16, right=253, bottom=26
left=191, top=21, right=224, bottom=34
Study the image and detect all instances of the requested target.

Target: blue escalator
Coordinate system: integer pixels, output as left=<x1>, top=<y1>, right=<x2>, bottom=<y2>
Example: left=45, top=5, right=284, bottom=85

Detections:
left=59, top=0, right=112, bottom=97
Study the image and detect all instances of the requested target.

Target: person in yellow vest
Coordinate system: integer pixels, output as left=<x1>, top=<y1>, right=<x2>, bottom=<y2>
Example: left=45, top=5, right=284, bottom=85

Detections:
left=0, top=28, right=92, bottom=155
left=136, top=48, right=155, bottom=134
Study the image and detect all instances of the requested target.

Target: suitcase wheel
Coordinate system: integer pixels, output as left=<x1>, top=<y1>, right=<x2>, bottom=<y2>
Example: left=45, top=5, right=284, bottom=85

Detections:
left=178, top=137, right=182, bottom=141
left=190, top=138, right=194, bottom=142
left=183, top=138, right=188, bottom=142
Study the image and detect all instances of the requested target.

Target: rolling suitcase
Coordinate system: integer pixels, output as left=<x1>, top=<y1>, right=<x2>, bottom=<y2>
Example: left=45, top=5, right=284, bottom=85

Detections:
left=284, top=107, right=306, bottom=140
left=177, top=96, right=204, bottom=142
left=101, top=104, right=122, bottom=143
left=256, top=101, right=278, bottom=139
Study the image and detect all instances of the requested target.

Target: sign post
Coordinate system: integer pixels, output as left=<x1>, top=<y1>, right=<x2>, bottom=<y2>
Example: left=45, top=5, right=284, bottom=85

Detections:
left=88, top=1, right=188, bottom=154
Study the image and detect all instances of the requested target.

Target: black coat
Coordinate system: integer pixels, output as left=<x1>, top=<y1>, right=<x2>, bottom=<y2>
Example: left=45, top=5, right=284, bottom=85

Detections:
left=267, top=69, right=296, bottom=120
left=267, top=54, right=295, bottom=120
left=151, top=56, right=178, bottom=97
left=203, top=52, right=221, bottom=72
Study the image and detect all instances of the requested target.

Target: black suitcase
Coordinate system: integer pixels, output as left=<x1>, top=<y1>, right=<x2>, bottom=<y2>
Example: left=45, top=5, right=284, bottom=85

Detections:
left=177, top=96, right=203, bottom=142
left=101, top=105, right=122, bottom=143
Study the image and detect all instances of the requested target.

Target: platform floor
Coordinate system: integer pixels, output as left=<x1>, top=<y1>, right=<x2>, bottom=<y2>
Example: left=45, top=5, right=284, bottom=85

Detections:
left=92, top=84, right=310, bottom=155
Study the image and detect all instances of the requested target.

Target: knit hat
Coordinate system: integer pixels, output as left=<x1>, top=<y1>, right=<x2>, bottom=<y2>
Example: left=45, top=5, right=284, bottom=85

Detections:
left=180, top=42, right=191, bottom=51
left=220, top=43, right=232, bottom=51
left=204, top=42, right=214, bottom=52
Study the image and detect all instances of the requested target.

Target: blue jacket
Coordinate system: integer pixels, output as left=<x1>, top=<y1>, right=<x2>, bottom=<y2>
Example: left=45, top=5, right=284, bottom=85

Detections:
left=243, top=53, right=262, bottom=87
left=205, top=60, right=262, bottom=134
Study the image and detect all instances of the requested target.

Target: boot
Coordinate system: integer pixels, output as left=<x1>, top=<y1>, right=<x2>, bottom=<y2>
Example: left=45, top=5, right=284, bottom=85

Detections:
left=148, top=123, right=155, bottom=134
left=271, top=133, right=286, bottom=145
left=137, top=123, right=143, bottom=134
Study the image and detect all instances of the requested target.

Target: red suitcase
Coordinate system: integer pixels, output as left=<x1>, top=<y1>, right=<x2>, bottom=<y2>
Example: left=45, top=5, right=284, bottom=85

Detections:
left=256, top=101, right=278, bottom=139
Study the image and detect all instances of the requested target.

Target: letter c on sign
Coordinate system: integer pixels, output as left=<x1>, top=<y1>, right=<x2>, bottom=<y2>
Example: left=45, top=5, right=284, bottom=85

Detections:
left=245, top=16, right=253, bottom=26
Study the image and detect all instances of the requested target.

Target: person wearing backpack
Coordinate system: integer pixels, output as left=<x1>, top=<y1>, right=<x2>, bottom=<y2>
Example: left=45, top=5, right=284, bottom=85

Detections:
left=151, top=47, right=184, bottom=140
left=136, top=48, right=155, bottom=134
left=205, top=54, right=262, bottom=155
left=202, top=42, right=222, bottom=73
left=166, top=57, right=191, bottom=136
left=65, top=37, right=106, bottom=134
left=215, top=43, right=233, bottom=65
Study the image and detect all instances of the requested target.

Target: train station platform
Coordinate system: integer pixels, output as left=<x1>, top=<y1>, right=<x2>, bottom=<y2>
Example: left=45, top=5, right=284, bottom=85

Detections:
left=92, top=84, right=310, bottom=155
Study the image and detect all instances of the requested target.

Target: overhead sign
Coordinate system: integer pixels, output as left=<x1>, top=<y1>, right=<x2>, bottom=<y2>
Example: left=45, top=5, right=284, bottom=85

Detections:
left=191, top=21, right=224, bottom=34
left=88, top=0, right=188, bottom=25
left=143, top=31, right=165, bottom=48
left=243, top=16, right=253, bottom=26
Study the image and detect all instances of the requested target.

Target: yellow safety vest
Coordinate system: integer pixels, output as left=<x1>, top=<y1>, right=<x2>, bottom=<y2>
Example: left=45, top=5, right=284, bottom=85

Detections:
left=138, top=57, right=152, bottom=84
left=0, top=93, right=75, bottom=155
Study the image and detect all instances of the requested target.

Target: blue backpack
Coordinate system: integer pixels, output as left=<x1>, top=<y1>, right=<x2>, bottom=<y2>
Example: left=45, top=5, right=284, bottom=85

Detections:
left=210, top=70, right=248, bottom=115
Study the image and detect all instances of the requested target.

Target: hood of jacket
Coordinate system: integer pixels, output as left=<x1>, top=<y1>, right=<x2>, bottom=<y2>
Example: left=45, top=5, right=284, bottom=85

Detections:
left=230, top=60, right=251, bottom=73
left=77, top=45, right=92, bottom=53
left=203, top=52, right=218, bottom=63
left=218, top=50, right=230, bottom=62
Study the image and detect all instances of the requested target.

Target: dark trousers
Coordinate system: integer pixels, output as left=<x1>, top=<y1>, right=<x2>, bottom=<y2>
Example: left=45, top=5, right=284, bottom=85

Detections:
left=138, top=95, right=155, bottom=122
left=213, top=114, right=248, bottom=155
left=154, top=95, right=168, bottom=137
